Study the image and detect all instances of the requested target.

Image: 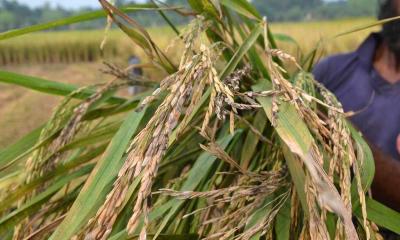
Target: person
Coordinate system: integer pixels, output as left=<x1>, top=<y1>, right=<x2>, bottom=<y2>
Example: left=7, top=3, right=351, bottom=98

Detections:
left=127, top=55, right=144, bottom=95
left=312, top=0, right=400, bottom=214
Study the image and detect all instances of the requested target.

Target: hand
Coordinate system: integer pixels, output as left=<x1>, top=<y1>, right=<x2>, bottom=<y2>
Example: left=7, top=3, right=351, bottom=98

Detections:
left=370, top=143, right=400, bottom=212
left=397, top=134, right=400, bottom=155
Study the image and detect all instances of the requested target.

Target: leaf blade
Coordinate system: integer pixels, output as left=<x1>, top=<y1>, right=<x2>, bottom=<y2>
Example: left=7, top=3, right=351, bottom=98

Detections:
left=51, top=108, right=147, bottom=240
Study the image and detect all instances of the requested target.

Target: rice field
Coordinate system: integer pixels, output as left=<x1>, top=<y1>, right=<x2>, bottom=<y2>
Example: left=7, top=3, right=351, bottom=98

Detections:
left=0, top=26, right=176, bottom=65
left=271, top=18, right=379, bottom=60
left=0, top=18, right=379, bottom=66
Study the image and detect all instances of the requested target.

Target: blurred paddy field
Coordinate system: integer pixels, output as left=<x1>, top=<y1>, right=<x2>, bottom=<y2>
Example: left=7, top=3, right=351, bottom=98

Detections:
left=0, top=18, right=380, bottom=147
left=0, top=27, right=176, bottom=66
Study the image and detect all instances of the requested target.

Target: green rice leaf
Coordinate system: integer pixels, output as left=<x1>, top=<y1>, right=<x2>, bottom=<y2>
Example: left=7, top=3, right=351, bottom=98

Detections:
left=0, top=71, right=126, bottom=104
left=220, top=22, right=263, bottom=80
left=349, top=124, right=375, bottom=192
left=188, top=0, right=219, bottom=19
left=240, top=110, right=267, bottom=169
left=349, top=123, right=375, bottom=210
left=60, top=121, right=122, bottom=151
left=253, top=80, right=310, bottom=213
left=354, top=197, right=400, bottom=234
left=220, top=0, right=262, bottom=21
left=282, top=144, right=308, bottom=214
left=0, top=165, right=92, bottom=233
left=51, top=108, right=147, bottom=240
left=0, top=147, right=104, bottom=214
left=109, top=201, right=176, bottom=240
left=187, top=0, right=205, bottom=13
left=0, top=126, right=42, bottom=169
left=245, top=196, right=274, bottom=240
left=275, top=196, right=291, bottom=240
left=273, top=33, right=299, bottom=46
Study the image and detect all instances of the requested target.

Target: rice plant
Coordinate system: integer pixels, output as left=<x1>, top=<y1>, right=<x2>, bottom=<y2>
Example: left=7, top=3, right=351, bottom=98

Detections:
left=0, top=1, right=399, bottom=240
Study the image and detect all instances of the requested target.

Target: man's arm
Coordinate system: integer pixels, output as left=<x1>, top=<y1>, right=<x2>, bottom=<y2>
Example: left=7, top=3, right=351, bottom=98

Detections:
left=370, top=144, right=400, bottom=212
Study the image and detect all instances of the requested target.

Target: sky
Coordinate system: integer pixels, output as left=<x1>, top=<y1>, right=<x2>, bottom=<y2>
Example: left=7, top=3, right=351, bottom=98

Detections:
left=16, top=0, right=147, bottom=9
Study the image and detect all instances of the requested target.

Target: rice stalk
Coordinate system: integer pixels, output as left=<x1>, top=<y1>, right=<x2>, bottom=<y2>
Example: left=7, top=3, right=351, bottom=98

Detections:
left=262, top=20, right=360, bottom=239
left=12, top=79, right=122, bottom=240
left=73, top=19, right=216, bottom=240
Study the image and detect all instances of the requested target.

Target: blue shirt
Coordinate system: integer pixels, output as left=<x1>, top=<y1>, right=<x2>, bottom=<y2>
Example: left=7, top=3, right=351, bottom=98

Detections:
left=128, top=56, right=143, bottom=76
left=313, top=33, right=400, bottom=160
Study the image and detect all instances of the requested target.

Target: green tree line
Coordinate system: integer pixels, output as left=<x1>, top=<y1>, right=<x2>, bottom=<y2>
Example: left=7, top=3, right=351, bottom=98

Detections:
left=253, top=0, right=377, bottom=21
left=0, top=0, right=378, bottom=32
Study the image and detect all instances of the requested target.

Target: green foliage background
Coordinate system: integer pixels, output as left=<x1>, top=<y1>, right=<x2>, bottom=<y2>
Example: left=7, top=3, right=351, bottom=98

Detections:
left=0, top=0, right=379, bottom=31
